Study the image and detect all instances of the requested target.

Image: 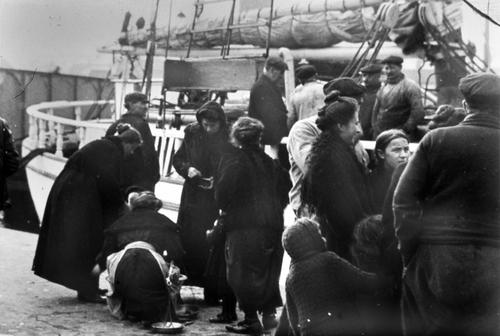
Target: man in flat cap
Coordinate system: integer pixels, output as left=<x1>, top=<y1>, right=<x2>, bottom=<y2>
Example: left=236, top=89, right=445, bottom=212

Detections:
left=394, top=73, right=500, bottom=336
left=371, top=56, right=424, bottom=141
left=287, top=64, right=326, bottom=129
left=359, top=63, right=382, bottom=139
left=248, top=56, right=289, bottom=159
left=106, top=92, right=159, bottom=190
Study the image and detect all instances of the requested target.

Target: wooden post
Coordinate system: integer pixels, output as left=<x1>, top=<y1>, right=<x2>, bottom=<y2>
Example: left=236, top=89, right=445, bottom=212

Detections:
left=38, top=119, right=47, bottom=148
left=55, top=123, right=64, bottom=157
left=29, top=115, right=38, bottom=147
left=75, top=106, right=84, bottom=143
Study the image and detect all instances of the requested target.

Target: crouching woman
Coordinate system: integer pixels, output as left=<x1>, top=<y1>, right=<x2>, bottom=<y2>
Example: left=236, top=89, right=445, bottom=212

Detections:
left=94, top=191, right=184, bottom=323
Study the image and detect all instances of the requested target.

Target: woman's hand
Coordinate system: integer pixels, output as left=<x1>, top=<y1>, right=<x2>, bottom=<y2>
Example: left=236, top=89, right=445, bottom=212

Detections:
left=187, top=167, right=202, bottom=179
left=91, top=264, right=102, bottom=277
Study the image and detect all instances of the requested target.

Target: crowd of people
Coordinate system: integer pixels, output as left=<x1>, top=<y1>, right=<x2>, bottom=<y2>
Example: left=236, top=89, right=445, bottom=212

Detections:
left=30, top=55, right=500, bottom=336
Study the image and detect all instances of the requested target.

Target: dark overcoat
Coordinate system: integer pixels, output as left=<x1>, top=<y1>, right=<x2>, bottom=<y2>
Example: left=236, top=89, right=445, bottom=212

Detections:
left=215, top=145, right=288, bottom=312
left=302, top=132, right=373, bottom=260
left=32, top=137, right=129, bottom=294
left=248, top=75, right=289, bottom=145
left=172, top=120, right=231, bottom=286
left=106, top=113, right=159, bottom=191
left=368, top=165, right=393, bottom=213
left=0, top=119, right=17, bottom=210
left=96, top=208, right=184, bottom=269
left=394, top=113, right=500, bottom=336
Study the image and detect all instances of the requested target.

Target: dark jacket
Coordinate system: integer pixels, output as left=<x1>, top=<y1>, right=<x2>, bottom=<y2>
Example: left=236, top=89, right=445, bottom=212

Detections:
left=302, top=132, right=373, bottom=260
left=96, top=208, right=184, bottom=270
left=32, top=137, right=129, bottom=293
left=216, top=145, right=288, bottom=312
left=172, top=115, right=231, bottom=286
left=394, top=113, right=500, bottom=336
left=248, top=75, right=289, bottom=145
left=372, top=75, right=424, bottom=140
left=359, top=83, right=380, bottom=140
left=368, top=165, right=393, bottom=213
left=284, top=225, right=380, bottom=336
left=106, top=113, right=159, bottom=191
left=0, top=118, right=17, bottom=210
left=215, top=145, right=288, bottom=233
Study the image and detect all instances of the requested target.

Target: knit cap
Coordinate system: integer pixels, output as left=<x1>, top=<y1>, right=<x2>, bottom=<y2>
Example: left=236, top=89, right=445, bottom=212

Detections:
left=282, top=218, right=326, bottom=261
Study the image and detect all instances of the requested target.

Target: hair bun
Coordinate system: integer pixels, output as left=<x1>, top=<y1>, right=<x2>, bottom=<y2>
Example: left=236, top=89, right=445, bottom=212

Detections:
left=324, top=90, right=341, bottom=105
left=116, top=123, right=132, bottom=135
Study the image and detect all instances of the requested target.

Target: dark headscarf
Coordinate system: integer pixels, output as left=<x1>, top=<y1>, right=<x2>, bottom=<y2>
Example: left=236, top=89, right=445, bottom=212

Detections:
left=114, top=123, right=143, bottom=144
left=129, top=191, right=163, bottom=211
left=196, top=101, right=226, bottom=122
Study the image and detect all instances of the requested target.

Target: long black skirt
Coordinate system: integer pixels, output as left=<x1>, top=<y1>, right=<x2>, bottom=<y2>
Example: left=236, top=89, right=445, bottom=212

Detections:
left=115, top=248, right=170, bottom=322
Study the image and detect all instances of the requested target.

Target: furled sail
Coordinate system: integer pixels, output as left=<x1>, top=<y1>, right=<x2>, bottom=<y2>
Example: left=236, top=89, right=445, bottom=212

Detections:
left=120, top=0, right=387, bottom=49
left=119, top=0, right=462, bottom=52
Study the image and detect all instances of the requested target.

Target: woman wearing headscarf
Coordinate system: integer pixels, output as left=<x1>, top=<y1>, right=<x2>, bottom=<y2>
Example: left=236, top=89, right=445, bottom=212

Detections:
left=216, top=117, right=289, bottom=335
left=369, top=129, right=410, bottom=212
left=32, top=124, right=142, bottom=303
left=302, top=91, right=373, bottom=261
left=94, top=191, right=184, bottom=323
left=172, top=101, right=233, bottom=303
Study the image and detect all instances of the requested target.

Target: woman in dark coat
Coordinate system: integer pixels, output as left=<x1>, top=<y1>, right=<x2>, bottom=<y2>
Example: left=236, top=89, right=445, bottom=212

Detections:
left=94, top=191, right=184, bottom=323
left=172, top=101, right=232, bottom=302
left=369, top=129, right=409, bottom=212
left=32, top=124, right=142, bottom=302
left=302, top=91, right=373, bottom=260
left=216, top=117, right=288, bottom=335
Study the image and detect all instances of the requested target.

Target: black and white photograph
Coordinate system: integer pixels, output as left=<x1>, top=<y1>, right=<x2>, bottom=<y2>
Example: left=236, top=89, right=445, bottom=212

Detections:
left=0, top=0, right=499, bottom=335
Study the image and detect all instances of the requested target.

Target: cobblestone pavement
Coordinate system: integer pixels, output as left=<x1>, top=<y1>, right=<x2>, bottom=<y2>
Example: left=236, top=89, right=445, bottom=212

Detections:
left=0, top=227, right=289, bottom=336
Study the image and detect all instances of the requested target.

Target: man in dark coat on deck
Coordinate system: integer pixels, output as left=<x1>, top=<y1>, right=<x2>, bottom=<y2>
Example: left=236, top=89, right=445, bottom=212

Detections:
left=248, top=56, right=289, bottom=160
left=359, top=63, right=382, bottom=140
left=106, top=92, right=160, bottom=191
left=393, top=72, right=500, bottom=336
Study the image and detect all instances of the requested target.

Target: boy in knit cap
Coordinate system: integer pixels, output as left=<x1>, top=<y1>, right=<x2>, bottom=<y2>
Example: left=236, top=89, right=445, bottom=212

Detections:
left=282, top=218, right=388, bottom=336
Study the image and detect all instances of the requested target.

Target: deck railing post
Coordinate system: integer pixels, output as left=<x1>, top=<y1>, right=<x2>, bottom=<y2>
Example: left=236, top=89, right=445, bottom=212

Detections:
left=29, top=115, right=38, bottom=147
left=55, top=123, right=64, bottom=157
left=38, top=119, right=47, bottom=148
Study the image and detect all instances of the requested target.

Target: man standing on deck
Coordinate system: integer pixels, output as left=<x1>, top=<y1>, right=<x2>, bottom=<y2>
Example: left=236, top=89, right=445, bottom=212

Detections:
left=248, top=56, right=289, bottom=160
left=287, top=64, right=325, bottom=129
left=106, top=92, right=160, bottom=191
left=359, top=63, right=382, bottom=140
left=371, top=56, right=424, bottom=141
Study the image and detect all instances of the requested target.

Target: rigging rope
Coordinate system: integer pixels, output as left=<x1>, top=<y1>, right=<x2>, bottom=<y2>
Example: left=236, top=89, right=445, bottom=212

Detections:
left=462, top=0, right=500, bottom=28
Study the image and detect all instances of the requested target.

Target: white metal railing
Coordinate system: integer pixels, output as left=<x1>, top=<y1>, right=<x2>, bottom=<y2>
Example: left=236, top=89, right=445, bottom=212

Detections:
left=25, top=99, right=187, bottom=180
left=151, top=127, right=185, bottom=179
left=26, top=100, right=115, bottom=157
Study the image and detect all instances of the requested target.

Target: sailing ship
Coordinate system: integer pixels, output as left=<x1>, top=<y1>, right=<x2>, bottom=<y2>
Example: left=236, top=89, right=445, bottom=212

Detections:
left=22, top=0, right=495, bottom=223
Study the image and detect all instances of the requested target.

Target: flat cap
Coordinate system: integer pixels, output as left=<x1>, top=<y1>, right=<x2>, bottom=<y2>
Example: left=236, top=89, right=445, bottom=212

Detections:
left=296, top=64, right=317, bottom=82
left=265, top=56, right=288, bottom=72
left=360, top=63, right=383, bottom=74
left=323, top=77, right=365, bottom=99
left=381, top=55, right=403, bottom=65
left=124, top=92, right=148, bottom=105
left=459, top=73, right=500, bottom=109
